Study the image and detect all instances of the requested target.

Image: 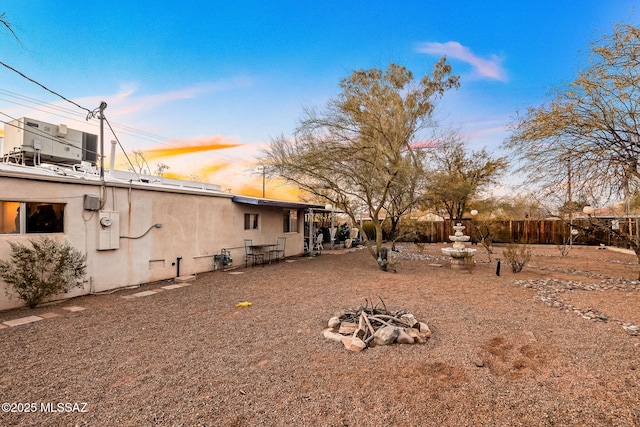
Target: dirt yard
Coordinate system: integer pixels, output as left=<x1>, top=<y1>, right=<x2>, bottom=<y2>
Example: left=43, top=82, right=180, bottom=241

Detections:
left=1, top=243, right=639, bottom=426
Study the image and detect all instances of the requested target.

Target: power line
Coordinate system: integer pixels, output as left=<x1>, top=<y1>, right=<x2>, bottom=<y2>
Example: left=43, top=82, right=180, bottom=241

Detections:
left=0, top=88, right=245, bottom=164
left=103, top=115, right=141, bottom=179
left=0, top=63, right=237, bottom=160
left=0, top=112, right=98, bottom=157
left=0, top=95, right=88, bottom=129
left=0, top=60, right=93, bottom=115
left=0, top=88, right=82, bottom=117
left=0, top=87, right=191, bottom=147
left=0, top=62, right=252, bottom=182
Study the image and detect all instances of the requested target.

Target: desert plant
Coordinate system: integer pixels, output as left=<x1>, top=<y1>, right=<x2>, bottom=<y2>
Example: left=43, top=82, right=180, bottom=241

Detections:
left=557, top=233, right=574, bottom=257
left=502, top=243, right=531, bottom=273
left=0, top=237, right=86, bottom=308
left=472, top=222, right=495, bottom=261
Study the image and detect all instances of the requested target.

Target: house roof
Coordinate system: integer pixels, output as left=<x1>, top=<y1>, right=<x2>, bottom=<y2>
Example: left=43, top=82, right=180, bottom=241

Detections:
left=231, top=195, right=324, bottom=210
left=0, top=162, right=331, bottom=210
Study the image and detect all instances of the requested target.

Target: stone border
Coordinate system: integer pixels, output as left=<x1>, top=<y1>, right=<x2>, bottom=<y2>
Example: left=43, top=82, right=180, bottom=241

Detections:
left=515, top=278, right=640, bottom=336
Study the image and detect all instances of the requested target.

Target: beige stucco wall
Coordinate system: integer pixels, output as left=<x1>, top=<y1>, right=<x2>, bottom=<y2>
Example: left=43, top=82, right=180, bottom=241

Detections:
left=0, top=173, right=306, bottom=310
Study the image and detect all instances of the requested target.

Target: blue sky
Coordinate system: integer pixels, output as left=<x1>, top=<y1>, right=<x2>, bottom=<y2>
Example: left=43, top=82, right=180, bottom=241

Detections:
left=1, top=1, right=639, bottom=199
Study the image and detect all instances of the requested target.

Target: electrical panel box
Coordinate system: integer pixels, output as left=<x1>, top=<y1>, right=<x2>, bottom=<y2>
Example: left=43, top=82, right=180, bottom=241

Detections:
left=97, top=211, right=120, bottom=250
left=2, top=117, right=97, bottom=166
left=83, top=195, right=100, bottom=211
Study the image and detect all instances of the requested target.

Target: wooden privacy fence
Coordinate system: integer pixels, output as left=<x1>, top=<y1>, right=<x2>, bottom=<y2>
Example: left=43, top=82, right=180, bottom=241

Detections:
left=374, top=218, right=640, bottom=248
left=393, top=219, right=570, bottom=244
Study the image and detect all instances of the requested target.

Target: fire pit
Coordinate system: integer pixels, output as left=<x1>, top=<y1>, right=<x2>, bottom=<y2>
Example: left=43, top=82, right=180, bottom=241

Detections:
left=323, top=299, right=431, bottom=352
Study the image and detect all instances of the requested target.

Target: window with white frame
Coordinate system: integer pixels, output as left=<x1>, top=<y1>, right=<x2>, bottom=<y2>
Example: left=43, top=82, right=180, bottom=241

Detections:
left=0, top=201, right=65, bottom=234
left=244, top=213, right=259, bottom=230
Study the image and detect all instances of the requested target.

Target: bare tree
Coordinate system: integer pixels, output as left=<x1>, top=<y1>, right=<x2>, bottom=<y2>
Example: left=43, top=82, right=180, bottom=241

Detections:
left=504, top=22, right=640, bottom=270
left=130, top=150, right=152, bottom=175
left=262, top=61, right=459, bottom=267
left=153, top=163, right=170, bottom=177
left=422, top=130, right=507, bottom=221
left=129, top=150, right=170, bottom=177
left=1, top=13, right=20, bottom=44
left=383, top=148, right=429, bottom=249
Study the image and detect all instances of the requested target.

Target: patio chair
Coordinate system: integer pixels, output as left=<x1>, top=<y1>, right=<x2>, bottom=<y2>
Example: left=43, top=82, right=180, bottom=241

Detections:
left=349, top=227, right=359, bottom=240
left=268, top=237, right=286, bottom=263
left=313, top=234, right=323, bottom=251
left=345, top=227, right=359, bottom=248
left=244, top=239, right=264, bottom=267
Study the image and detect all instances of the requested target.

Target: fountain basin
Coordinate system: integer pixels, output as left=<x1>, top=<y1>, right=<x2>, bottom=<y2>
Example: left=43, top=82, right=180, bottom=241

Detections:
left=441, top=247, right=476, bottom=258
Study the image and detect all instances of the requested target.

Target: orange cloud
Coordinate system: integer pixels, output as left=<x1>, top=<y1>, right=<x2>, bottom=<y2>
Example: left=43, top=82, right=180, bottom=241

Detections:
left=161, top=171, right=189, bottom=180
left=197, top=162, right=232, bottom=176
left=141, top=136, right=242, bottom=160
left=237, top=184, right=265, bottom=198
left=236, top=177, right=304, bottom=201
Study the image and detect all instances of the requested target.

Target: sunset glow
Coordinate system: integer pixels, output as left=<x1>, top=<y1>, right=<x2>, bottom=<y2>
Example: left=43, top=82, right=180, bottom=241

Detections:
left=139, top=137, right=242, bottom=161
left=1, top=1, right=638, bottom=203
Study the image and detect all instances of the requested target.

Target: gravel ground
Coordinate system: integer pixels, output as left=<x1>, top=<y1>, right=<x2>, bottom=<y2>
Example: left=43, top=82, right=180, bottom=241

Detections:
left=1, top=243, right=640, bottom=426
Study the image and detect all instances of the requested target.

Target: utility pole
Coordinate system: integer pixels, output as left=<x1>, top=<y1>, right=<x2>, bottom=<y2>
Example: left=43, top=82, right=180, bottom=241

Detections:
left=566, top=157, right=572, bottom=211
left=98, top=101, right=107, bottom=180
left=261, top=166, right=266, bottom=198
left=567, top=157, right=574, bottom=247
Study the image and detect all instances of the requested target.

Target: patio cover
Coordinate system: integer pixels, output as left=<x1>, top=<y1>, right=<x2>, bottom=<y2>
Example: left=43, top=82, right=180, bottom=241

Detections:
left=231, top=195, right=324, bottom=210
left=232, top=196, right=344, bottom=251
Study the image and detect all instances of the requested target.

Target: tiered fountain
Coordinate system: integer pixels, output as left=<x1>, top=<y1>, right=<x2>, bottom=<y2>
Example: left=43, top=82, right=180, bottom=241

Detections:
left=441, top=223, right=476, bottom=269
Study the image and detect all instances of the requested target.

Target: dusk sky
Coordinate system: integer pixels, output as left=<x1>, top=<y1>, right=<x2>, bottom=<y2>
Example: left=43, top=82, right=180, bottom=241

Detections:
left=1, top=1, right=639, bottom=199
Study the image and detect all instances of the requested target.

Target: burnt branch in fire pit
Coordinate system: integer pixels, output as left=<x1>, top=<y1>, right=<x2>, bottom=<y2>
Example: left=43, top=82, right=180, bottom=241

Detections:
left=323, top=299, right=431, bottom=352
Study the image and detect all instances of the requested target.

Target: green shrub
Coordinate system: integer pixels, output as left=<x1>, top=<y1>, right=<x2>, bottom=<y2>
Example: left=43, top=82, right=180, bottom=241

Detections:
left=502, top=243, right=531, bottom=273
left=0, top=237, right=86, bottom=308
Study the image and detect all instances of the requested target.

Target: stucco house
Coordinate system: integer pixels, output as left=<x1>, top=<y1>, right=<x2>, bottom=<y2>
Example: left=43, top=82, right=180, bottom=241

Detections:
left=0, top=117, right=322, bottom=310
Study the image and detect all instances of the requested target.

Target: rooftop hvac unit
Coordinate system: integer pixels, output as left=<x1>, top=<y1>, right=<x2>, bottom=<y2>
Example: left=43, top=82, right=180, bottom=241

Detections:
left=1, top=118, right=97, bottom=166
left=56, top=124, right=67, bottom=138
left=82, top=132, right=97, bottom=163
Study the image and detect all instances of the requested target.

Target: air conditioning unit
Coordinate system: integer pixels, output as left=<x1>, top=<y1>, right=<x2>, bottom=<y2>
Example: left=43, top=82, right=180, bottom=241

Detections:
left=2, top=118, right=97, bottom=166
left=56, top=124, right=67, bottom=138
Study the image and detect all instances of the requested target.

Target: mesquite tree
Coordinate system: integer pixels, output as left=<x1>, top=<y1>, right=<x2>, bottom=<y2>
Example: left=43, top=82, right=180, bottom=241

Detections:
left=262, top=61, right=459, bottom=267
left=504, top=23, right=640, bottom=272
left=423, top=130, right=507, bottom=222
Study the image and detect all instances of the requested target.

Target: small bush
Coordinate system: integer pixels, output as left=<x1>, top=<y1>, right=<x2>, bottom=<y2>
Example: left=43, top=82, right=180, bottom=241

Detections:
left=0, top=237, right=86, bottom=308
left=502, top=243, right=531, bottom=273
